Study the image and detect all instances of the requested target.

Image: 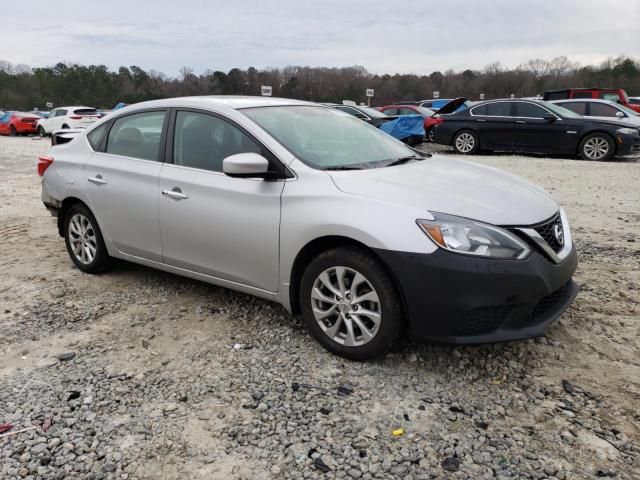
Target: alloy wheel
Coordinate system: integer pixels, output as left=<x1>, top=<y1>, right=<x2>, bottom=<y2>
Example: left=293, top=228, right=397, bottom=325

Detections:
left=68, top=213, right=98, bottom=265
left=583, top=137, right=609, bottom=160
left=455, top=132, right=475, bottom=153
left=310, top=266, right=382, bottom=347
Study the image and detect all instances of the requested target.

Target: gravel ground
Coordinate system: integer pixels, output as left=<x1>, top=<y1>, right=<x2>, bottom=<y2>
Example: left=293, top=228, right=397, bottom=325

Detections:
left=1, top=136, right=639, bottom=480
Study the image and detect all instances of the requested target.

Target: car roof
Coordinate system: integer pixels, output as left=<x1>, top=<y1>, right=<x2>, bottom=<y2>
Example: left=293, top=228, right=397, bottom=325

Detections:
left=552, top=98, right=620, bottom=103
left=52, top=106, right=96, bottom=110
left=124, top=96, right=317, bottom=111
left=544, top=88, right=621, bottom=92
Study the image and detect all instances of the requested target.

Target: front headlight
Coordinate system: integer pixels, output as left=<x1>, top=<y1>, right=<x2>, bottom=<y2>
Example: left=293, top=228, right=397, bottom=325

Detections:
left=417, top=213, right=531, bottom=259
left=616, top=128, right=639, bottom=136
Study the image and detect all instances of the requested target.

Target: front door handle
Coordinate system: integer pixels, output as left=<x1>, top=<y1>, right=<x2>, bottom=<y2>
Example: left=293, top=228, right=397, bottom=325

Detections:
left=476, top=118, right=486, bottom=122
left=162, top=188, right=189, bottom=200
left=88, top=175, right=107, bottom=185
left=516, top=120, right=526, bottom=124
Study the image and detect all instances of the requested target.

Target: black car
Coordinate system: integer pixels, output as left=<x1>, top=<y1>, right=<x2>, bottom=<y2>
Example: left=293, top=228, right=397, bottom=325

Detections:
left=432, top=99, right=640, bottom=161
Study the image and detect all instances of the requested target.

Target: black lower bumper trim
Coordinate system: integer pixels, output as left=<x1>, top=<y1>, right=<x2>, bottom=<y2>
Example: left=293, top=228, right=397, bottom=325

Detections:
left=375, top=247, right=578, bottom=344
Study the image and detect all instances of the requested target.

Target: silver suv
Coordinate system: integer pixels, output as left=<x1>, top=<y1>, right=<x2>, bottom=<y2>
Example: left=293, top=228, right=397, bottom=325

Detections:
left=39, top=96, right=578, bottom=360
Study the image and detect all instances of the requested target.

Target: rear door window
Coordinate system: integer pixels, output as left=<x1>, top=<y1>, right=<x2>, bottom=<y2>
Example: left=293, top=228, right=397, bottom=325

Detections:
left=514, top=102, right=548, bottom=118
left=559, top=102, right=587, bottom=115
left=106, top=111, right=167, bottom=161
left=382, top=107, right=398, bottom=115
left=589, top=103, right=620, bottom=117
left=484, top=102, right=513, bottom=116
left=398, top=108, right=417, bottom=115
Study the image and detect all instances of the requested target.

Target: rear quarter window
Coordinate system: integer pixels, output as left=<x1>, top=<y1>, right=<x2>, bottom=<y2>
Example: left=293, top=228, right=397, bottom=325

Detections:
left=87, top=123, right=109, bottom=151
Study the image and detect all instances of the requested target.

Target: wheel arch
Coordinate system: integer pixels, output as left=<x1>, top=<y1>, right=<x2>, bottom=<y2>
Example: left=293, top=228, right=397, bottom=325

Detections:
left=57, top=197, right=90, bottom=236
left=578, top=130, right=617, bottom=155
left=450, top=126, right=480, bottom=147
left=288, top=235, right=407, bottom=318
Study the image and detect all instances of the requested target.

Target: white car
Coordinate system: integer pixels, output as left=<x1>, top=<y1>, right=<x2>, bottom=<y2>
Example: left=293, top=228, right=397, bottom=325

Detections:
left=38, top=96, right=578, bottom=360
left=551, top=99, right=640, bottom=127
left=37, top=106, right=100, bottom=137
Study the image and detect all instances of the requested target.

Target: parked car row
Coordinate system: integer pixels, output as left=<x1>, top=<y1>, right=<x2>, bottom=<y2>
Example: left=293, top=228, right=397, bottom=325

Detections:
left=431, top=98, right=640, bottom=161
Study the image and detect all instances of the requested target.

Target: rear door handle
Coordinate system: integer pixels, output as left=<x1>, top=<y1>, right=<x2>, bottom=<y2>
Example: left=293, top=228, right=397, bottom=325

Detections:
left=88, top=175, right=107, bottom=185
left=476, top=119, right=486, bottom=122
left=516, top=120, right=526, bottom=124
left=162, top=188, right=189, bottom=200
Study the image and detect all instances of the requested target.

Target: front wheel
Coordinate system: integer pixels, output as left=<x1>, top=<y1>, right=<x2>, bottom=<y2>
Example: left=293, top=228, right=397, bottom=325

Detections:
left=9, top=125, right=17, bottom=136
left=579, top=133, right=614, bottom=161
left=452, top=130, right=479, bottom=154
left=427, top=127, right=436, bottom=143
left=64, top=204, right=112, bottom=274
left=299, top=247, right=404, bottom=361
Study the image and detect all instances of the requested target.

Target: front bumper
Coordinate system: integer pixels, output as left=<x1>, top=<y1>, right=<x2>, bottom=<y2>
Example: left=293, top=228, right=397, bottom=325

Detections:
left=376, top=247, right=578, bottom=344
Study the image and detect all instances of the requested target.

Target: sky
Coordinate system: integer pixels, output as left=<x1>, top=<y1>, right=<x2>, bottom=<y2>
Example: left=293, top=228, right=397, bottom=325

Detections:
left=3, top=0, right=640, bottom=76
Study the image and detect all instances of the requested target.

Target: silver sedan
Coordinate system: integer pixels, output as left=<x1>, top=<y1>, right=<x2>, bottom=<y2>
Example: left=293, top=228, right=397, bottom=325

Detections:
left=39, top=96, right=578, bottom=360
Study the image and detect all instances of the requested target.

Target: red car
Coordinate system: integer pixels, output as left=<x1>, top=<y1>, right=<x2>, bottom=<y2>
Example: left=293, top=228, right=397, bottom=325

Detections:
left=378, top=105, right=443, bottom=142
left=0, top=111, right=41, bottom=136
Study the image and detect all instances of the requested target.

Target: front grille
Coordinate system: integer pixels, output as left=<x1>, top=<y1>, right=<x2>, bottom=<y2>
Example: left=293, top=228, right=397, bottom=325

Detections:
left=533, top=213, right=563, bottom=253
left=528, top=282, right=571, bottom=322
left=453, top=306, right=513, bottom=336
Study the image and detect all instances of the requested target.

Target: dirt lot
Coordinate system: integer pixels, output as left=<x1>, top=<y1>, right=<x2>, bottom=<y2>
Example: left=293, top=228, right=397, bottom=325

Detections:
left=0, top=136, right=639, bottom=480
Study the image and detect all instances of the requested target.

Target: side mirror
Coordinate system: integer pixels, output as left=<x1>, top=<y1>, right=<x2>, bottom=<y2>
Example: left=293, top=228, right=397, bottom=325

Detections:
left=615, top=111, right=625, bottom=118
left=543, top=113, right=557, bottom=121
left=223, top=153, right=270, bottom=178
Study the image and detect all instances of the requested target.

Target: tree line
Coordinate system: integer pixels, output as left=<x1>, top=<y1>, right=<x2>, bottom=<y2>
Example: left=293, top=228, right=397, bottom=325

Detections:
left=1, top=56, right=639, bottom=111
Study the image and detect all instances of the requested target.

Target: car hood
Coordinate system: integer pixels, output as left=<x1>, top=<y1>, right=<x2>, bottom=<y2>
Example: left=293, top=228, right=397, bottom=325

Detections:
left=328, top=156, right=559, bottom=226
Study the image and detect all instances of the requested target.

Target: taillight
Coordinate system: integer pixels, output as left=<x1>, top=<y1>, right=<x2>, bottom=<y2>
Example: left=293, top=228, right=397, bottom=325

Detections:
left=37, top=156, right=54, bottom=176
left=69, top=116, right=82, bottom=120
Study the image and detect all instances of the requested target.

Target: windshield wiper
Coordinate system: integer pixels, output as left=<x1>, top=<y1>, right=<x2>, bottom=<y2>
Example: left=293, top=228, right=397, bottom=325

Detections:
left=323, top=166, right=365, bottom=171
left=385, top=155, right=424, bottom=167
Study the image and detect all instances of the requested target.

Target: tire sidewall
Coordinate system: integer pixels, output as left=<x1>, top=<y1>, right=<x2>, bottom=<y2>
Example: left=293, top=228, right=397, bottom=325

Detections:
left=299, top=248, right=403, bottom=361
left=38, top=126, right=46, bottom=137
left=579, top=133, right=614, bottom=161
left=453, top=130, right=479, bottom=154
left=64, top=204, right=110, bottom=273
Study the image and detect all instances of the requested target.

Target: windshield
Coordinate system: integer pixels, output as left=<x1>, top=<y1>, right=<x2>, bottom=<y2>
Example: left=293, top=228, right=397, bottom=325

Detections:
left=243, top=106, right=418, bottom=170
left=543, top=102, right=581, bottom=119
left=357, top=106, right=388, bottom=118
left=614, top=103, right=640, bottom=117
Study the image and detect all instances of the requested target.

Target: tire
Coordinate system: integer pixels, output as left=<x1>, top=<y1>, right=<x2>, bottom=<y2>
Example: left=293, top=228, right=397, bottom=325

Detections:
left=579, top=133, right=615, bottom=161
left=427, top=127, right=435, bottom=143
left=38, top=126, right=47, bottom=137
left=62, top=124, right=70, bottom=129
left=9, top=125, right=17, bottom=137
left=452, top=130, right=480, bottom=154
left=63, top=203, right=112, bottom=274
left=299, top=247, right=404, bottom=361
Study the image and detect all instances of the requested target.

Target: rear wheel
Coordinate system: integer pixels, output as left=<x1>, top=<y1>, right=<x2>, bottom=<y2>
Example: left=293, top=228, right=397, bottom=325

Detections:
left=64, top=203, right=112, bottom=274
left=62, top=124, right=70, bottom=129
left=579, top=133, right=614, bottom=161
left=38, top=126, right=47, bottom=137
left=427, top=127, right=436, bottom=143
left=299, top=247, right=404, bottom=361
left=452, top=130, right=479, bottom=154
left=9, top=125, right=17, bottom=136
